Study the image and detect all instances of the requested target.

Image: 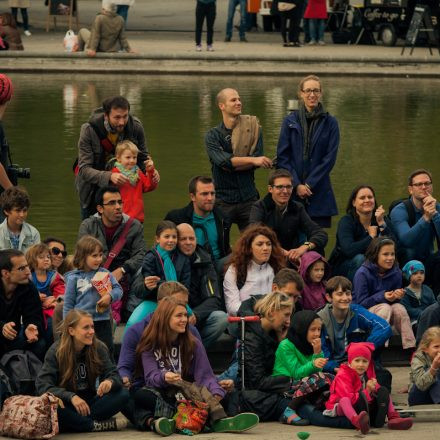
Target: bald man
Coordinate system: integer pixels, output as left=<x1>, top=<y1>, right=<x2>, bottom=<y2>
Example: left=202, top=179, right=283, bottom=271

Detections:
left=205, top=88, right=272, bottom=231
left=177, top=223, right=227, bottom=348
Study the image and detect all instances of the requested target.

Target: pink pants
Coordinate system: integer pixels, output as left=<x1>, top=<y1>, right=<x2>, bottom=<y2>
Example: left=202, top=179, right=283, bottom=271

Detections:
left=369, top=303, right=416, bottom=349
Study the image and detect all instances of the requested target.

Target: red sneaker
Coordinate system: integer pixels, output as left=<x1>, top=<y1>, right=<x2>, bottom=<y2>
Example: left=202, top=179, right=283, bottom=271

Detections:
left=351, top=411, right=370, bottom=435
left=388, top=417, right=413, bottom=430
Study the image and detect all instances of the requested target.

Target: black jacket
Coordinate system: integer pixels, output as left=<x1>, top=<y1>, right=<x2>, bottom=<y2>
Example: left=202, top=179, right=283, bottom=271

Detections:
left=0, top=281, right=44, bottom=346
left=249, top=193, right=328, bottom=252
left=141, top=247, right=191, bottom=300
left=189, top=245, right=224, bottom=323
left=416, top=294, right=440, bottom=344
left=165, top=202, right=231, bottom=259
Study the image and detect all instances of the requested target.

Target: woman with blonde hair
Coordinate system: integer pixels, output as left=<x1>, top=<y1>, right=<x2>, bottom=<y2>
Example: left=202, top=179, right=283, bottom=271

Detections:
left=276, top=74, right=339, bottom=228
left=36, top=309, right=129, bottom=432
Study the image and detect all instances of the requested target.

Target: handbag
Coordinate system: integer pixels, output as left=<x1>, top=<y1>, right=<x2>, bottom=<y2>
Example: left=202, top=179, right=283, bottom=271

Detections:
left=278, top=2, right=296, bottom=11
left=173, top=399, right=209, bottom=435
left=63, top=30, right=78, bottom=53
left=0, top=392, right=59, bottom=439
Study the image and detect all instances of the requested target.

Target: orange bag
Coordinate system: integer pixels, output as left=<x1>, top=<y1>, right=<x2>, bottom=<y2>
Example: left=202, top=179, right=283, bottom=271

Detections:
left=173, top=399, right=209, bottom=435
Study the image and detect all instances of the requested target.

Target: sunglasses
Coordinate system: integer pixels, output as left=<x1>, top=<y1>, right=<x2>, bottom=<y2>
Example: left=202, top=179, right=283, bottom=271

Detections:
left=50, top=247, right=67, bottom=258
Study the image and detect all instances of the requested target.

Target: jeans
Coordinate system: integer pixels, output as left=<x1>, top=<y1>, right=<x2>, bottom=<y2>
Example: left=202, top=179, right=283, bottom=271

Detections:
left=58, top=389, right=130, bottom=432
left=116, top=5, right=129, bottom=23
left=1, top=331, right=46, bottom=361
left=195, top=1, right=216, bottom=45
left=408, top=378, right=440, bottom=405
left=333, top=254, right=364, bottom=282
left=309, top=18, right=326, bottom=42
left=198, top=310, right=228, bottom=348
left=225, top=0, right=247, bottom=38
left=297, top=403, right=353, bottom=428
left=11, top=7, right=29, bottom=31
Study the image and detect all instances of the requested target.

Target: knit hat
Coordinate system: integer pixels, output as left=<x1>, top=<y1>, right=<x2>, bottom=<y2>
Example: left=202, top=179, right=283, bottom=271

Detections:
left=346, top=342, right=376, bottom=378
left=0, top=74, right=13, bottom=105
left=402, top=260, right=425, bottom=280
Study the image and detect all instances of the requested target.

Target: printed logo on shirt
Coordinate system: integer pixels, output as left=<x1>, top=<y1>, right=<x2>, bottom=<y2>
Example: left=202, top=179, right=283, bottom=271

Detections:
left=77, top=278, right=92, bottom=294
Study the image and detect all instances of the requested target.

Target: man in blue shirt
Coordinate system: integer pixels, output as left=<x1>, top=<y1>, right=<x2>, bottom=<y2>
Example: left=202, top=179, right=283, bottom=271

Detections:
left=390, top=169, right=440, bottom=292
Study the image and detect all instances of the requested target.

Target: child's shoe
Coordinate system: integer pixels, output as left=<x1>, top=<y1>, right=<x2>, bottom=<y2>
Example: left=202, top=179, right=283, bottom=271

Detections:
left=212, top=413, right=259, bottom=432
left=387, top=415, right=413, bottom=430
left=351, top=411, right=370, bottom=434
left=153, top=417, right=176, bottom=436
left=281, top=407, right=310, bottom=426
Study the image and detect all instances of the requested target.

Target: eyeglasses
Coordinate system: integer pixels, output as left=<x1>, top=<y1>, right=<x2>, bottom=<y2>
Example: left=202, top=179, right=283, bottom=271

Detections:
left=272, top=184, right=293, bottom=191
left=411, top=181, right=432, bottom=188
left=102, top=200, right=124, bottom=206
left=50, top=247, right=67, bottom=258
left=12, top=264, right=29, bottom=272
left=302, top=88, right=321, bottom=96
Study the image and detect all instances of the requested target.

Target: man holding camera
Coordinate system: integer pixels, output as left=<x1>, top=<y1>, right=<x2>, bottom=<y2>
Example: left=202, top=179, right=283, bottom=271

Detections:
left=0, top=74, right=15, bottom=198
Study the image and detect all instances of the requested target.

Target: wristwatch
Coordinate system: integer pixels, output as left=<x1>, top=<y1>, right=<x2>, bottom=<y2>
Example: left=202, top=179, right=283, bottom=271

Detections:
left=303, top=242, right=313, bottom=250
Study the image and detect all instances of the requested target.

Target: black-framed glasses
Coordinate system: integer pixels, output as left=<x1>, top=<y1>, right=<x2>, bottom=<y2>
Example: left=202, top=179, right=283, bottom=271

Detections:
left=411, top=181, right=432, bottom=188
left=272, top=184, right=293, bottom=191
left=102, top=200, right=124, bottom=206
left=50, top=247, right=67, bottom=258
left=302, top=88, right=321, bottom=96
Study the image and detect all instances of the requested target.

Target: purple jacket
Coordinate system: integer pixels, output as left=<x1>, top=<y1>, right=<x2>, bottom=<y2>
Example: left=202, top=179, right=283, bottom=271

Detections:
left=141, top=337, right=226, bottom=398
left=117, top=314, right=201, bottom=389
left=299, top=251, right=330, bottom=311
left=353, top=261, right=402, bottom=309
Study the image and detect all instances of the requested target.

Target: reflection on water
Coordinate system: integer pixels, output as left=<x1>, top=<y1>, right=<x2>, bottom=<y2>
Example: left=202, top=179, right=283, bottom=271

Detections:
left=3, top=74, right=440, bottom=252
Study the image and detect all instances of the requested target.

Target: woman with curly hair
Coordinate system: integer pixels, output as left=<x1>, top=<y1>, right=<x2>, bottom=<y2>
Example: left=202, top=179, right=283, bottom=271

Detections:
left=36, top=309, right=129, bottom=432
left=223, top=224, right=285, bottom=316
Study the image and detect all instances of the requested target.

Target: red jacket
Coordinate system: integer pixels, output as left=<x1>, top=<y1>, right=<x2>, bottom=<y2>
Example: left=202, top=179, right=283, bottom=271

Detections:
left=325, top=363, right=380, bottom=410
left=112, top=167, right=157, bottom=223
left=304, top=0, right=327, bottom=19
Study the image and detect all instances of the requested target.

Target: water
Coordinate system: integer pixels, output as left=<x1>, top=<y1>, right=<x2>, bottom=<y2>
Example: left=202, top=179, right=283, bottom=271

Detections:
left=3, top=73, right=440, bottom=253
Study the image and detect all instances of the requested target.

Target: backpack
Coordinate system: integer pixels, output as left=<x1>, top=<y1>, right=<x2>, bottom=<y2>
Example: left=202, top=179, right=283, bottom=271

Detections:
left=0, top=392, right=59, bottom=439
left=0, top=366, right=13, bottom=409
left=0, top=350, right=43, bottom=396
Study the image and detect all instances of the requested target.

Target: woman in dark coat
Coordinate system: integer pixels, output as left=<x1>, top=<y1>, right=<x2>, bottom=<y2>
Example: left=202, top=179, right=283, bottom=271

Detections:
left=276, top=74, right=339, bottom=228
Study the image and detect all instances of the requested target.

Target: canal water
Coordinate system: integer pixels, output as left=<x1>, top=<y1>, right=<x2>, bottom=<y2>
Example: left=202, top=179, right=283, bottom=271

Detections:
left=3, top=73, right=440, bottom=253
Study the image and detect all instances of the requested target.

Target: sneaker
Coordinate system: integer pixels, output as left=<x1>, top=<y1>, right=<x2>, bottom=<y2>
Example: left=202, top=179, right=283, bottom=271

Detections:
left=212, top=412, right=259, bottom=433
left=207, top=45, right=214, bottom=51
left=293, top=42, right=303, bottom=47
left=196, top=44, right=202, bottom=51
left=351, top=411, right=370, bottom=435
left=281, top=407, right=310, bottom=426
left=283, top=42, right=289, bottom=47
left=240, top=36, right=248, bottom=42
left=92, top=417, right=127, bottom=432
left=224, top=36, right=231, bottom=42
left=24, top=30, right=31, bottom=36
left=153, top=417, right=176, bottom=437
left=318, top=40, right=326, bottom=45
left=388, top=417, right=413, bottom=430
left=308, top=39, right=317, bottom=45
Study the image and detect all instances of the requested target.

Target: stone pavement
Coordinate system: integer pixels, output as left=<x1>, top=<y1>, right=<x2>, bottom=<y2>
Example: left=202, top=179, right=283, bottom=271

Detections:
left=0, top=0, right=439, bottom=75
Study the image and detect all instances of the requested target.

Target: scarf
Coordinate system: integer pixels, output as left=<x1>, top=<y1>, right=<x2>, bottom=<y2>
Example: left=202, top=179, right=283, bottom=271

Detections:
left=287, top=310, right=320, bottom=356
left=298, top=101, right=326, bottom=174
left=31, top=270, right=54, bottom=295
left=156, top=245, right=177, bottom=281
left=114, top=161, right=140, bottom=186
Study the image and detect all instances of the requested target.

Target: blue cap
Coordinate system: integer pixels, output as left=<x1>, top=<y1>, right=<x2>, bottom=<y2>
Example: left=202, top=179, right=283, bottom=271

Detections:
left=402, top=260, right=425, bottom=280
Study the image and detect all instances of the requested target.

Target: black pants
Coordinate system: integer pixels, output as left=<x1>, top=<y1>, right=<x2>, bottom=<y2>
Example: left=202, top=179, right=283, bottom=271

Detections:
left=11, top=8, right=29, bottom=31
left=354, top=387, right=389, bottom=428
left=195, top=1, right=216, bottom=45
left=94, top=320, right=114, bottom=360
left=215, top=197, right=256, bottom=232
left=279, top=8, right=302, bottom=43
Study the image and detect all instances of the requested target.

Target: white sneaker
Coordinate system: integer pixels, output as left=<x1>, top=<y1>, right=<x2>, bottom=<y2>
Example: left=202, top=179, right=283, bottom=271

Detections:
left=195, top=44, right=202, bottom=52
left=24, top=30, right=32, bottom=36
left=318, top=40, right=326, bottom=45
left=308, top=40, right=316, bottom=45
left=207, top=45, right=214, bottom=51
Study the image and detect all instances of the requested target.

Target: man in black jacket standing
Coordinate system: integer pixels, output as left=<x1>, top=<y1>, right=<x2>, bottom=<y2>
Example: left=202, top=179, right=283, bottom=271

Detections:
left=165, top=175, right=231, bottom=271
left=0, top=249, right=45, bottom=359
left=176, top=223, right=227, bottom=348
left=249, top=169, right=328, bottom=265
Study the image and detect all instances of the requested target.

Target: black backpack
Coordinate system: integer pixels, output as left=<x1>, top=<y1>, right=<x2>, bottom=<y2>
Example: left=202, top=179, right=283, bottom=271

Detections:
left=0, top=366, right=13, bottom=409
left=0, top=350, right=43, bottom=396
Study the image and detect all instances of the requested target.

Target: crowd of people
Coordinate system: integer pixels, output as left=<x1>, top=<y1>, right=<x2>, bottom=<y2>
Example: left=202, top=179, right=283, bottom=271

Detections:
left=1, top=70, right=440, bottom=437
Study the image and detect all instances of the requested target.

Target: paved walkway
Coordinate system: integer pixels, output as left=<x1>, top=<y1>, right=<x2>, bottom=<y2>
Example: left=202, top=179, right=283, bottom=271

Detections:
left=1, top=0, right=439, bottom=75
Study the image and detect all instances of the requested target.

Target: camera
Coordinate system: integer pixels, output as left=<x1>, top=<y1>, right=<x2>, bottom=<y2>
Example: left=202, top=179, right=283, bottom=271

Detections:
left=8, top=164, right=31, bottom=184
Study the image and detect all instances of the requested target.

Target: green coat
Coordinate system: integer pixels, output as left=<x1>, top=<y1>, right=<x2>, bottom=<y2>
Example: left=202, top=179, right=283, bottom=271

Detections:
left=272, top=338, right=323, bottom=380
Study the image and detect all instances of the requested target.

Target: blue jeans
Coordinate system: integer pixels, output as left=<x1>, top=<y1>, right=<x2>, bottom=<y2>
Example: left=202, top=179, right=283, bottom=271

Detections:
left=297, top=403, right=353, bottom=428
left=57, top=389, right=130, bottom=432
left=309, top=18, right=325, bottom=42
left=408, top=379, right=440, bottom=405
left=116, top=5, right=129, bottom=23
left=225, top=0, right=247, bottom=38
left=333, top=253, right=364, bottom=282
left=199, top=310, right=228, bottom=348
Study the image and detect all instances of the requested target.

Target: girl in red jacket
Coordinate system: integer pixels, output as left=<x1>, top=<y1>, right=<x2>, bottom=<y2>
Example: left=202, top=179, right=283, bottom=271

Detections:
left=112, top=140, right=159, bottom=223
left=325, top=342, right=412, bottom=434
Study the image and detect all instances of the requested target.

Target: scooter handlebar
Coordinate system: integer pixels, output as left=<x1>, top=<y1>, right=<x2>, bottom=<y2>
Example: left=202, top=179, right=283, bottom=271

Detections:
left=227, top=315, right=260, bottom=323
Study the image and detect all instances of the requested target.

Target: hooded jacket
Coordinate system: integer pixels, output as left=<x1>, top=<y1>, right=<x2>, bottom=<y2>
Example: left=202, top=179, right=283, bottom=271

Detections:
left=401, top=285, right=436, bottom=322
left=249, top=193, right=328, bottom=253
left=318, top=303, right=392, bottom=373
left=415, top=294, right=440, bottom=344
left=353, top=261, right=402, bottom=309
left=299, top=251, right=330, bottom=311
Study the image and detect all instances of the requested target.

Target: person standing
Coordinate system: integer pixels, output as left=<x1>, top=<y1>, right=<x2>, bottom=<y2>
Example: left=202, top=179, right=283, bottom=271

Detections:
left=304, top=0, right=327, bottom=45
left=116, top=0, right=134, bottom=24
left=224, top=0, right=247, bottom=42
left=9, top=0, right=31, bottom=36
left=276, top=75, right=339, bottom=228
left=195, top=0, right=216, bottom=51
left=206, top=88, right=272, bottom=231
